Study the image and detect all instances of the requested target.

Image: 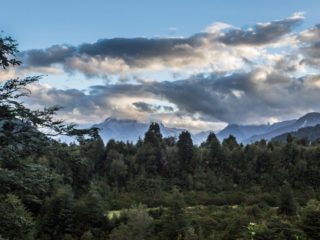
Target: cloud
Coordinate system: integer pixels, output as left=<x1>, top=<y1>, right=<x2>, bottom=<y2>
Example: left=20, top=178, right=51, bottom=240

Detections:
left=18, top=14, right=304, bottom=80
left=163, top=106, right=174, bottom=112
left=219, top=12, right=304, bottom=46
left=12, top=13, right=320, bottom=132
left=133, top=101, right=175, bottom=113
left=0, top=68, right=17, bottom=83
left=0, top=65, right=62, bottom=83
left=264, top=53, right=305, bottom=73
left=23, top=66, right=320, bottom=130
left=133, top=102, right=161, bottom=113
left=20, top=35, right=208, bottom=77
left=21, top=45, right=76, bottom=67
left=299, top=24, right=320, bottom=67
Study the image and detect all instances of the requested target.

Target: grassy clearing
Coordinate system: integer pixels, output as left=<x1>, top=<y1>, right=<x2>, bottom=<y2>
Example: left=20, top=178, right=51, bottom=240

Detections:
left=107, top=210, right=123, bottom=219
left=107, top=206, right=163, bottom=219
left=106, top=204, right=240, bottom=219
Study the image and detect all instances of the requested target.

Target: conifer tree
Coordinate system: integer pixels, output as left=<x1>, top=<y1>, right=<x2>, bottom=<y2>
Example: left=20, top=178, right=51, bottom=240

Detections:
left=177, top=131, right=193, bottom=166
left=278, top=182, right=297, bottom=216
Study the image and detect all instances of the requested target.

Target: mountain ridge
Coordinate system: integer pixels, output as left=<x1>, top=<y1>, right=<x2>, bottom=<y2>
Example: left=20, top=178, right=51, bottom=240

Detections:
left=243, top=112, right=320, bottom=144
left=272, top=124, right=320, bottom=142
left=91, top=112, right=320, bottom=145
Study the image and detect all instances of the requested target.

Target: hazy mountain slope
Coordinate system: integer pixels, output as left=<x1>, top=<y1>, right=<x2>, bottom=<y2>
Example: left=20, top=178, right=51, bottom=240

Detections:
left=271, top=124, right=320, bottom=142
left=93, top=118, right=185, bottom=143
left=89, top=112, right=320, bottom=145
left=244, top=113, right=320, bottom=144
left=215, top=119, right=298, bottom=143
left=272, top=124, right=320, bottom=142
left=217, top=124, right=269, bottom=142
left=192, top=130, right=212, bottom=145
left=93, top=118, right=148, bottom=143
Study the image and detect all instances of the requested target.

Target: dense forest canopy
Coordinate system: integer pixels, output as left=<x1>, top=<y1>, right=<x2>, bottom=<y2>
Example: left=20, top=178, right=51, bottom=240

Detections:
left=1, top=36, right=320, bottom=240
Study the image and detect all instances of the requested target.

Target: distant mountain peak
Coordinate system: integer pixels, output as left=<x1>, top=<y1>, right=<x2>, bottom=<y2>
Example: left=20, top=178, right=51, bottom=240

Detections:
left=92, top=112, right=320, bottom=145
left=103, top=117, right=116, bottom=123
left=296, top=112, right=320, bottom=124
left=242, top=112, right=320, bottom=144
left=94, top=117, right=191, bottom=144
left=225, top=124, right=240, bottom=129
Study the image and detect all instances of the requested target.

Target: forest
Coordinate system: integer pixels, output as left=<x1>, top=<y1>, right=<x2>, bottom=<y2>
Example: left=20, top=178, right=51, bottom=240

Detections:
left=1, top=36, right=320, bottom=240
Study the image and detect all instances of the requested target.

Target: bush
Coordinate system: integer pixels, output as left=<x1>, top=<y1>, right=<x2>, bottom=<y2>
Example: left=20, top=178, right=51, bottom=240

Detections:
left=300, top=200, right=320, bottom=239
left=245, top=204, right=262, bottom=219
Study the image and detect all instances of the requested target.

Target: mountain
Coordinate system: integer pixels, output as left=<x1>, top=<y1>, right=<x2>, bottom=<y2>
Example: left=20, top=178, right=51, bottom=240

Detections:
left=93, top=118, right=148, bottom=143
left=93, top=118, right=214, bottom=145
left=272, top=124, right=320, bottom=142
left=192, top=130, right=212, bottom=145
left=217, top=124, right=270, bottom=143
left=93, top=118, right=186, bottom=143
left=243, top=112, right=320, bottom=144
left=215, top=119, right=297, bottom=143
left=89, top=112, right=320, bottom=145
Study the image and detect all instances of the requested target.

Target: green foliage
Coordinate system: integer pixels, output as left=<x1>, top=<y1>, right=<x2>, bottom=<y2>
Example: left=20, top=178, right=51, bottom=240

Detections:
left=80, top=230, right=94, bottom=240
left=0, top=35, right=21, bottom=68
left=73, top=189, right=108, bottom=239
left=109, top=204, right=154, bottom=240
left=158, top=189, right=192, bottom=240
left=205, top=132, right=222, bottom=169
left=109, top=150, right=128, bottom=187
left=300, top=200, right=320, bottom=239
left=5, top=32, right=320, bottom=240
left=278, top=182, right=298, bottom=216
left=177, top=131, right=194, bottom=171
left=39, top=186, right=75, bottom=239
left=144, top=122, right=162, bottom=148
left=0, top=194, right=35, bottom=240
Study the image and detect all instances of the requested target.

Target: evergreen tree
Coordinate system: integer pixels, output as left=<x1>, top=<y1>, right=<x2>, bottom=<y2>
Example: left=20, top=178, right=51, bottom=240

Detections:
left=74, top=189, right=107, bottom=237
left=144, top=122, right=162, bottom=146
left=177, top=131, right=194, bottom=167
left=0, top=194, right=35, bottom=240
left=109, top=151, right=128, bottom=187
left=286, top=133, right=293, bottom=144
left=278, top=182, right=297, bottom=216
left=158, top=189, right=190, bottom=240
left=301, top=200, right=320, bottom=239
left=205, top=132, right=222, bottom=169
left=40, top=187, right=75, bottom=239
left=222, top=135, right=238, bottom=151
left=142, top=123, right=163, bottom=174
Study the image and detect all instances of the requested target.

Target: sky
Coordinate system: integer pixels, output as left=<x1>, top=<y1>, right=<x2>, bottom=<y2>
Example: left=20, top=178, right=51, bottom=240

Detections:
left=1, top=0, right=320, bottom=132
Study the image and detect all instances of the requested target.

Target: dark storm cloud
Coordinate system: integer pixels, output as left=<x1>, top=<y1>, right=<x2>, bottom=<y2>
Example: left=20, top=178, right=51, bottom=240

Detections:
left=145, top=72, right=319, bottom=123
left=20, top=45, right=76, bottom=67
left=147, top=74, right=256, bottom=123
left=78, top=36, right=204, bottom=63
left=27, top=68, right=320, bottom=125
left=20, top=35, right=205, bottom=69
left=219, top=14, right=303, bottom=46
left=133, top=102, right=175, bottom=113
left=133, top=102, right=161, bottom=113
left=163, top=106, right=174, bottom=112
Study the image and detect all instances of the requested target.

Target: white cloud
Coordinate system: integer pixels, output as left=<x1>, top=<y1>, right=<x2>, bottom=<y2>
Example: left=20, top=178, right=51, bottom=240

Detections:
left=8, top=13, right=320, bottom=131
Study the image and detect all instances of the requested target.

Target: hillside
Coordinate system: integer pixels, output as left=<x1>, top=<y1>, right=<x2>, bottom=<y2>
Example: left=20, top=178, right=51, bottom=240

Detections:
left=272, top=124, right=320, bottom=142
left=91, top=112, right=320, bottom=145
left=243, top=112, right=320, bottom=144
left=93, top=117, right=186, bottom=143
left=93, top=118, right=214, bottom=145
